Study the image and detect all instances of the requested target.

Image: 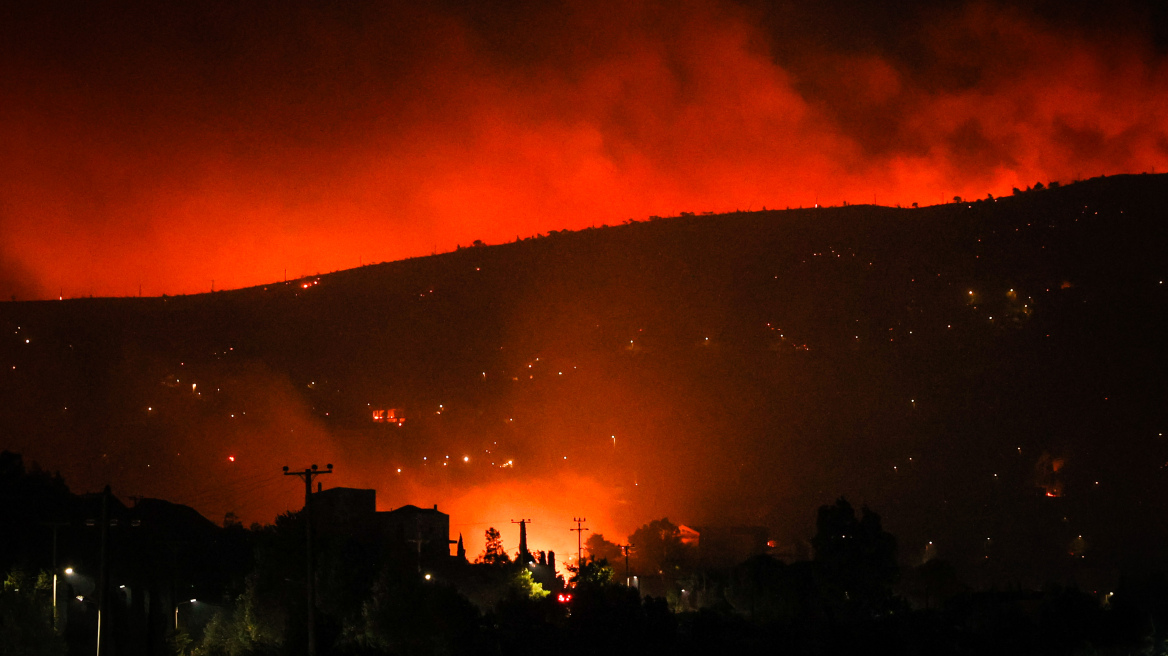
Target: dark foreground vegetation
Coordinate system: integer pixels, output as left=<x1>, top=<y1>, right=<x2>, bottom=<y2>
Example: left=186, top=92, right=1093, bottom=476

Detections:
left=4, top=452, right=1168, bottom=656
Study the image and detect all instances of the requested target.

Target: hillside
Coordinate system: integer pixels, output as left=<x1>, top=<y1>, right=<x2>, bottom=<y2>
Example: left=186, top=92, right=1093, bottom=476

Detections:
left=2, top=173, right=1167, bottom=583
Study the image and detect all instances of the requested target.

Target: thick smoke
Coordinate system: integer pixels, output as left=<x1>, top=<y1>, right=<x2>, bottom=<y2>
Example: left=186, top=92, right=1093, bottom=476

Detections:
left=0, top=0, right=1164, bottom=299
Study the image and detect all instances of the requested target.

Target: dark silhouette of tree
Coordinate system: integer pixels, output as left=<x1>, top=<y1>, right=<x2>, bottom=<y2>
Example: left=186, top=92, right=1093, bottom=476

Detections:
left=478, top=527, right=510, bottom=565
left=0, top=568, right=64, bottom=655
left=348, top=567, right=481, bottom=655
left=628, top=519, right=696, bottom=605
left=0, top=452, right=73, bottom=574
left=562, top=557, right=666, bottom=655
left=568, top=557, right=616, bottom=590
left=811, top=498, right=898, bottom=618
left=629, top=519, right=691, bottom=577
left=585, top=533, right=623, bottom=565
left=899, top=558, right=963, bottom=610
left=725, top=554, right=818, bottom=624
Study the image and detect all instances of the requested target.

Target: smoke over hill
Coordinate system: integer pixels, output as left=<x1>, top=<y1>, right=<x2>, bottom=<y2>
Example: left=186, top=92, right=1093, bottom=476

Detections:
left=2, top=173, right=1166, bottom=580
left=0, top=0, right=1166, bottom=298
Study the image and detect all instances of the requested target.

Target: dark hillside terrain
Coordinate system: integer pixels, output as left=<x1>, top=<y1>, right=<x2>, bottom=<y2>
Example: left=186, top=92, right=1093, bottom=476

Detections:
left=2, top=173, right=1166, bottom=584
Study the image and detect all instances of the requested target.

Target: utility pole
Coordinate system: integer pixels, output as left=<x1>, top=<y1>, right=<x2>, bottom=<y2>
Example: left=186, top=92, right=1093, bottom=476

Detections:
left=570, top=518, right=588, bottom=572
left=80, top=490, right=140, bottom=655
left=511, top=519, right=532, bottom=562
left=620, top=544, right=634, bottom=587
left=283, top=464, right=332, bottom=656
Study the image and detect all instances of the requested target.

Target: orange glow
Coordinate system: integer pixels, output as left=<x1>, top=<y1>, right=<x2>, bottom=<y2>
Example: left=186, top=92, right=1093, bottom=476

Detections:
left=1035, top=452, right=1066, bottom=497
left=0, top=2, right=1164, bottom=299
left=427, top=474, right=624, bottom=577
left=373, top=409, right=405, bottom=425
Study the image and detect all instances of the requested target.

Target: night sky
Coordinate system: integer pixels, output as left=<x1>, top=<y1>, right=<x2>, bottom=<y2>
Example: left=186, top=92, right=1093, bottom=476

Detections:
left=1, top=0, right=1165, bottom=299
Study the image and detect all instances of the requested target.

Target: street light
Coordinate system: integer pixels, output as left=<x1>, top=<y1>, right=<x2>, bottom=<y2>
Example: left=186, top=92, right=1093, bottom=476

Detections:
left=175, top=599, right=196, bottom=630
left=55, top=567, right=75, bottom=631
left=55, top=567, right=82, bottom=634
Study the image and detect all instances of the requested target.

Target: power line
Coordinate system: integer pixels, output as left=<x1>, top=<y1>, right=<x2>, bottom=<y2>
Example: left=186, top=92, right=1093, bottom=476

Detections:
left=570, top=517, right=588, bottom=571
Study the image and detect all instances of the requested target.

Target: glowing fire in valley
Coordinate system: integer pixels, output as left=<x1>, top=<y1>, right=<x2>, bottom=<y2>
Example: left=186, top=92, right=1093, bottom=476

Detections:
left=408, top=474, right=625, bottom=577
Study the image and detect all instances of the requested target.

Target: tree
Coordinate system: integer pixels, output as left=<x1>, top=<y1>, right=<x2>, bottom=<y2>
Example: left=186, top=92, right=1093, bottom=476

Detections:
left=899, top=558, right=963, bottom=610
left=585, top=534, right=623, bottom=565
left=0, top=568, right=65, bottom=656
left=569, top=557, right=616, bottom=591
left=347, top=569, right=481, bottom=655
left=191, top=574, right=284, bottom=655
left=629, top=519, right=690, bottom=577
left=725, top=555, right=815, bottom=623
left=562, top=557, right=654, bottom=652
left=478, top=527, right=510, bottom=565
left=507, top=568, right=548, bottom=600
left=811, top=498, right=897, bottom=617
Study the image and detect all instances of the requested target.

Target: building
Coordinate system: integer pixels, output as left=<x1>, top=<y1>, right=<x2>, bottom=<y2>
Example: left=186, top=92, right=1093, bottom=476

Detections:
left=313, top=487, right=453, bottom=560
left=380, top=504, right=452, bottom=560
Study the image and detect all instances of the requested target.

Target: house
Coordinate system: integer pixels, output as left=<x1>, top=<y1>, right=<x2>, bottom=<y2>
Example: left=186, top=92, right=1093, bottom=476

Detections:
left=312, top=487, right=453, bottom=560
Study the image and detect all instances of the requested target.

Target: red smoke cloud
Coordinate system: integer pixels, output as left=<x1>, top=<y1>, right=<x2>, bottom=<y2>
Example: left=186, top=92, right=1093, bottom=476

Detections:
left=0, top=0, right=1164, bottom=299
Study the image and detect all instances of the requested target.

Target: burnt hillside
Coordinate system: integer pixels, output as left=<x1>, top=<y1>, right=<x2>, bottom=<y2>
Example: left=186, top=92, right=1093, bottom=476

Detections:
left=2, top=173, right=1167, bottom=584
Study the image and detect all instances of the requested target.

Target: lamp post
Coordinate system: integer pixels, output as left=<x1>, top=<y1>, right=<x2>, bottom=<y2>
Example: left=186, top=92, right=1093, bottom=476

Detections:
left=59, top=566, right=75, bottom=632
left=175, top=599, right=196, bottom=630
left=43, top=521, right=68, bottom=632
